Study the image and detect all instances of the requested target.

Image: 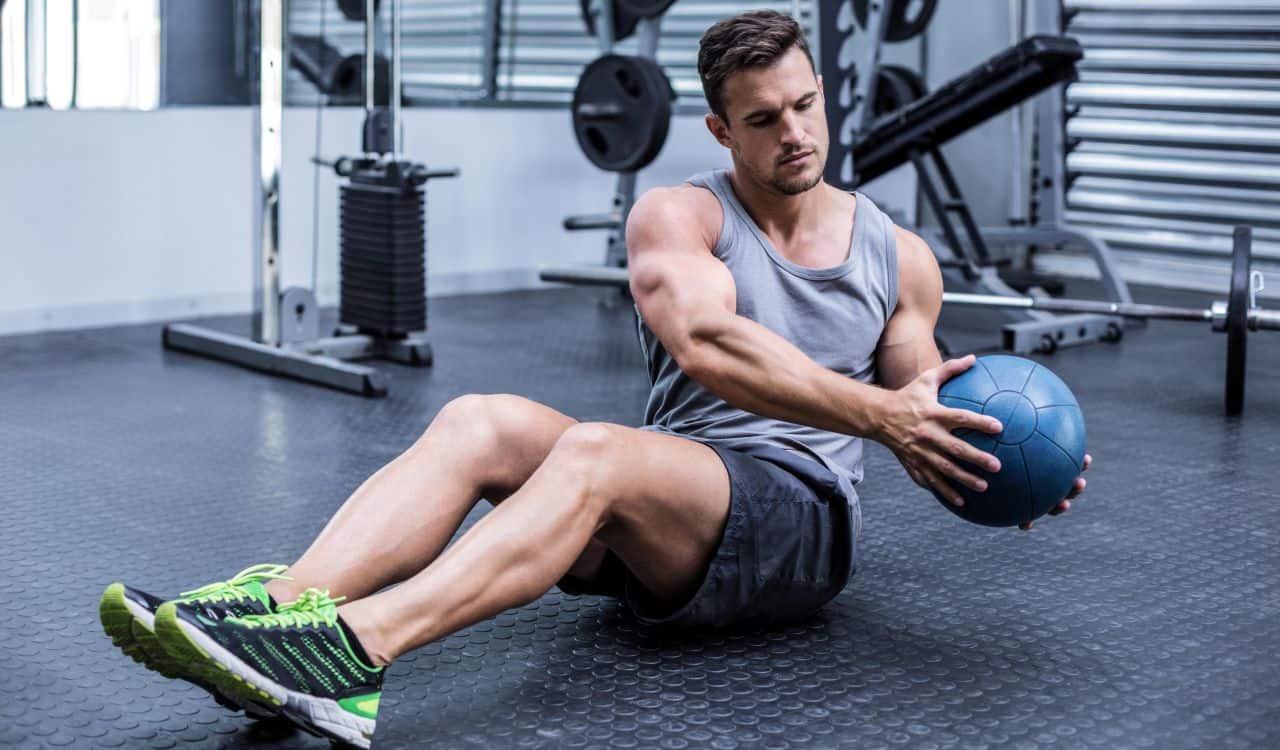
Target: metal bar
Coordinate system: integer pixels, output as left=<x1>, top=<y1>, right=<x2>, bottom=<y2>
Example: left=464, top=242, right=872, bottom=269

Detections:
left=1069, top=33, right=1280, bottom=53
left=635, top=15, right=661, bottom=59
left=391, top=0, right=401, bottom=157
left=943, top=291, right=1211, bottom=321
left=257, top=0, right=284, bottom=346
left=564, top=213, right=621, bottom=231
left=1078, top=49, right=1280, bottom=75
left=1066, top=118, right=1280, bottom=152
left=481, top=0, right=500, bottom=99
left=364, top=0, right=375, bottom=116
left=911, top=150, right=979, bottom=277
left=539, top=266, right=630, bottom=287
left=978, top=226, right=1135, bottom=303
left=68, top=0, right=76, bottom=107
left=1032, top=0, right=1067, bottom=228
left=929, top=147, right=994, bottom=263
left=1067, top=12, right=1280, bottom=35
left=1067, top=83, right=1280, bottom=113
left=1069, top=190, right=1280, bottom=228
left=24, top=0, right=45, bottom=105
left=850, top=0, right=891, bottom=139
left=1066, top=0, right=1280, bottom=9
left=163, top=324, right=387, bottom=397
left=1251, top=309, right=1280, bottom=331
left=1068, top=152, right=1280, bottom=188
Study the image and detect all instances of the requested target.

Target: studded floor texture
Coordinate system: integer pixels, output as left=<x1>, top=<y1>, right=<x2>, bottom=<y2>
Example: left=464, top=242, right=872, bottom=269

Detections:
left=1, top=284, right=1277, bottom=749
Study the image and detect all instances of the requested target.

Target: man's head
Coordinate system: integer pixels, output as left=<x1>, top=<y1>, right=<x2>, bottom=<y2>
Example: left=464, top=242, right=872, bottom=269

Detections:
left=697, top=10, right=827, bottom=196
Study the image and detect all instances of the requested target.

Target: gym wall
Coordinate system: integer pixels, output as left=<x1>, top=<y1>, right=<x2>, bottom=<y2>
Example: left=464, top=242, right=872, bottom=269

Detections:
left=0, top=0, right=928, bottom=338
left=0, top=103, right=918, bottom=337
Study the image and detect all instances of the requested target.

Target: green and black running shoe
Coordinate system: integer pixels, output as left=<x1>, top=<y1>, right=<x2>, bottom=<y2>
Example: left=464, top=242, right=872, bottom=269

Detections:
left=98, top=563, right=290, bottom=718
left=155, top=587, right=383, bottom=749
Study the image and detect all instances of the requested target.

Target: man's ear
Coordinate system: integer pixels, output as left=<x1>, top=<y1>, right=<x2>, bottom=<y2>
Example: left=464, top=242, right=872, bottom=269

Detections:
left=705, top=112, right=733, bottom=149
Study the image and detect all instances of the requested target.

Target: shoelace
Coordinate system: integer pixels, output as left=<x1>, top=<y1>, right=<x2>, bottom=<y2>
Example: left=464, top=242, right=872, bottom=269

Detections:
left=179, top=563, right=291, bottom=604
left=233, top=588, right=347, bottom=630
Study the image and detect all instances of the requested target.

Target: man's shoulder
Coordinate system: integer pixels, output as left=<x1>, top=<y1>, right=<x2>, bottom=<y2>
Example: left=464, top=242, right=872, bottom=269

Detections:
left=641, top=182, right=722, bottom=216
left=628, top=183, right=724, bottom=254
left=889, top=225, right=942, bottom=311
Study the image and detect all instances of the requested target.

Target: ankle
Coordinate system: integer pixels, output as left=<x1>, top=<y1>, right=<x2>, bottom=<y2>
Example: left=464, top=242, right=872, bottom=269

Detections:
left=338, top=603, right=394, bottom=668
left=263, top=578, right=305, bottom=605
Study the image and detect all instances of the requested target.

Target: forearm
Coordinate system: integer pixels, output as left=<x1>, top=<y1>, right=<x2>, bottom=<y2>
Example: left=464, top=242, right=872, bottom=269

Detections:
left=683, top=314, right=890, bottom=440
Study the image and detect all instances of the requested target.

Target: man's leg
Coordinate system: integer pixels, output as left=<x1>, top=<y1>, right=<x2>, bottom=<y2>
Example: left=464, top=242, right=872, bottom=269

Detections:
left=338, top=423, right=732, bottom=665
left=266, top=394, right=611, bottom=604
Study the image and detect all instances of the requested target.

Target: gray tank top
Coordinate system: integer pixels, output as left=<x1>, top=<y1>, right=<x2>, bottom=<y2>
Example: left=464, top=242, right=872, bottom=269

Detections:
left=637, top=168, right=899, bottom=504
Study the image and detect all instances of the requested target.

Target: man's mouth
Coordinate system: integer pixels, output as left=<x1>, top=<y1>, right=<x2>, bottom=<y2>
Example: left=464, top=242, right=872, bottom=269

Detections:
left=779, top=151, right=812, bottom=166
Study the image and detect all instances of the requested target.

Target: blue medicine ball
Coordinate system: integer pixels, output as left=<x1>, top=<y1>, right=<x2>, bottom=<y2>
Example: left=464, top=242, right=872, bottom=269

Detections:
left=935, top=355, right=1087, bottom=527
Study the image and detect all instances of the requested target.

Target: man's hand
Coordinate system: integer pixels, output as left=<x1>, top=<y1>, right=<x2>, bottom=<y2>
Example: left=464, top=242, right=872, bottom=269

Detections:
left=1019, top=454, right=1092, bottom=531
left=874, top=355, right=1004, bottom=507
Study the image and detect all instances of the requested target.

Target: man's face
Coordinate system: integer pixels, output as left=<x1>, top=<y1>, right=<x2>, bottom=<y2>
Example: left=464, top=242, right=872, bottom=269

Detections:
left=710, top=47, right=828, bottom=196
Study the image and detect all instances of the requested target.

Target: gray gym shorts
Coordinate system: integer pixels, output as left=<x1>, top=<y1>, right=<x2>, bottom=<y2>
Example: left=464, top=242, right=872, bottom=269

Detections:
left=557, top=441, right=858, bottom=629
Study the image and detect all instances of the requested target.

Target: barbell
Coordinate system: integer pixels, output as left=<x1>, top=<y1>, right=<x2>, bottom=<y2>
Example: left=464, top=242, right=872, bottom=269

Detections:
left=942, top=226, right=1274, bottom=416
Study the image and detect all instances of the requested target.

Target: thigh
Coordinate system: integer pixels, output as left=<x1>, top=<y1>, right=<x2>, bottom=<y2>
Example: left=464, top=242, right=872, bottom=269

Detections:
left=588, top=428, right=733, bottom=605
left=604, top=441, right=856, bottom=628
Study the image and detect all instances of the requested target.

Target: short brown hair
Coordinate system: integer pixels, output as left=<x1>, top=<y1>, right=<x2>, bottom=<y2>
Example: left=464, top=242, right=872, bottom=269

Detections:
left=697, top=10, right=816, bottom=123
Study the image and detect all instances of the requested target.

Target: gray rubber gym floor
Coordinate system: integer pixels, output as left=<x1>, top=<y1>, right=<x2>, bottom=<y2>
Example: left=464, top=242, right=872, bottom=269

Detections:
left=1, top=283, right=1277, bottom=749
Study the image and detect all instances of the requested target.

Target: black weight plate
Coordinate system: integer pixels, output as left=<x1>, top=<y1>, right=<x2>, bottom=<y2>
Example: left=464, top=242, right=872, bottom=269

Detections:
left=580, top=0, right=640, bottom=42
left=1225, top=226, right=1250, bottom=415
left=630, top=52, right=676, bottom=168
left=617, top=0, right=677, bottom=19
left=873, top=64, right=927, bottom=118
left=337, top=0, right=381, bottom=22
left=854, top=0, right=939, bottom=42
left=572, top=54, right=673, bottom=173
left=885, top=0, right=939, bottom=42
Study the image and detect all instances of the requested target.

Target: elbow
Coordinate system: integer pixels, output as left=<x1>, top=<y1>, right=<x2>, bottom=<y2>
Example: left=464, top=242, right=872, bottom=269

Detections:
left=668, top=317, right=728, bottom=384
left=673, top=342, right=715, bottom=383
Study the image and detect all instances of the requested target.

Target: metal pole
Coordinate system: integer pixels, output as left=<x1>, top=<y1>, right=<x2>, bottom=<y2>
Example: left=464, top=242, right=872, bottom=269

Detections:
left=24, top=0, right=46, bottom=106
left=943, top=292, right=1212, bottom=322
left=391, top=0, right=401, bottom=158
left=1032, top=0, right=1065, bottom=227
left=480, top=0, right=500, bottom=100
left=69, top=0, right=77, bottom=107
left=256, top=0, right=284, bottom=345
left=364, top=0, right=374, bottom=119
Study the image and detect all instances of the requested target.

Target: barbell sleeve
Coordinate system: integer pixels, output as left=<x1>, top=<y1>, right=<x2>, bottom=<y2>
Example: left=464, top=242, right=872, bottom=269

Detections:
left=1250, top=309, right=1280, bottom=332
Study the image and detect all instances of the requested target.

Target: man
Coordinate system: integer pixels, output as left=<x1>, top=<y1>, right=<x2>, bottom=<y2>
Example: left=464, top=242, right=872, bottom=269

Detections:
left=99, top=10, right=1089, bottom=748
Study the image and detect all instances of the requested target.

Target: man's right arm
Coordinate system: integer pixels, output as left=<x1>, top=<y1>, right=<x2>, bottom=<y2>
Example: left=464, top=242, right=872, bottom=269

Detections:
left=627, top=187, right=898, bottom=441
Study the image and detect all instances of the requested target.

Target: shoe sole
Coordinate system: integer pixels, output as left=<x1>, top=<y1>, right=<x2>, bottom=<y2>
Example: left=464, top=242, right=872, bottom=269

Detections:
left=154, top=602, right=374, bottom=749
left=99, top=584, right=278, bottom=720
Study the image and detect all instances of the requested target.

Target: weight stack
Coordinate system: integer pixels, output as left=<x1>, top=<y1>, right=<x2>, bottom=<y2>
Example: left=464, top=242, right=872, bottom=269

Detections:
left=338, top=182, right=427, bottom=337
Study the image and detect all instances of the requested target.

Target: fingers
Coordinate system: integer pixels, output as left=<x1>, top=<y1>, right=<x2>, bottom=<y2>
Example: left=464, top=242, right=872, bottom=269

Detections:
left=905, top=462, right=965, bottom=508
left=924, top=450, right=988, bottom=494
left=942, top=435, right=1001, bottom=474
left=931, top=354, right=977, bottom=384
left=1049, top=499, right=1071, bottom=516
left=1066, top=476, right=1086, bottom=500
left=941, top=405, right=1003, bottom=435
left=1082, top=454, right=1093, bottom=472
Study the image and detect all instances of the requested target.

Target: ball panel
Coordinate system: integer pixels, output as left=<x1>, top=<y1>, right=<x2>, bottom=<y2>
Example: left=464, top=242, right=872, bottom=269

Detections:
left=1022, top=431, right=1083, bottom=519
left=938, top=365, right=999, bottom=404
left=941, top=443, right=1029, bottom=527
left=1034, top=405, right=1087, bottom=466
left=976, top=354, right=1037, bottom=392
left=1022, top=362, right=1079, bottom=406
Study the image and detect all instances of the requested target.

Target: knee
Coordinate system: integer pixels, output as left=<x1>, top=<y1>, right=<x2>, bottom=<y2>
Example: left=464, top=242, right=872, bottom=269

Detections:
left=422, top=393, right=531, bottom=451
left=546, top=423, right=626, bottom=516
